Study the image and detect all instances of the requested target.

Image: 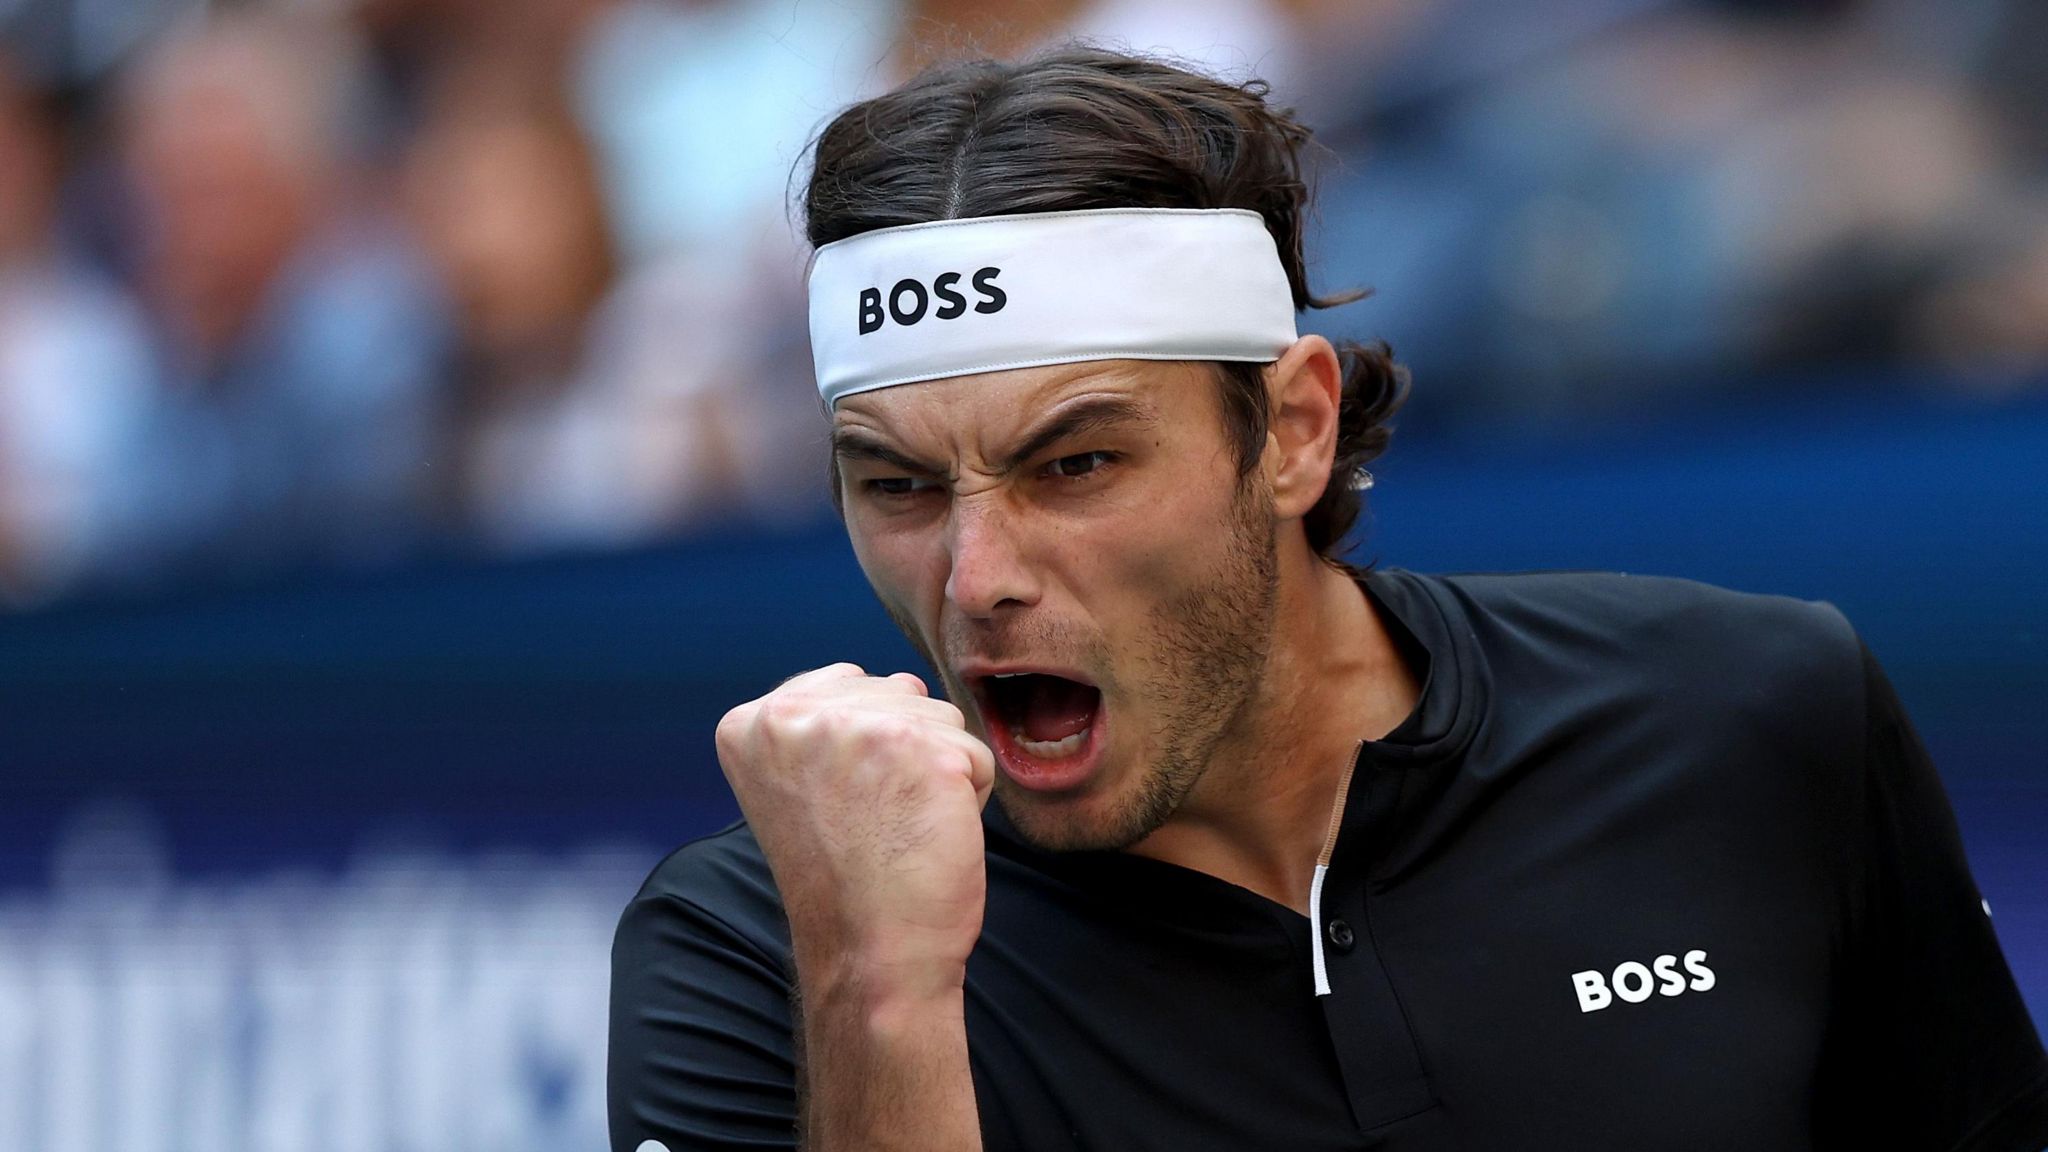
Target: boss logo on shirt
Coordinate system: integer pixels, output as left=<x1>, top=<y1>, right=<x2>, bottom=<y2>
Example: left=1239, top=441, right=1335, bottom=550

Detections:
left=1571, top=949, right=1715, bottom=1013
left=859, top=267, right=1007, bottom=334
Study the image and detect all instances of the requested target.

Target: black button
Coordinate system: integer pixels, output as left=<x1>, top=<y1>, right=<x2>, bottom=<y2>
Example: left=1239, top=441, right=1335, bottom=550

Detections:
left=1326, top=918, right=1356, bottom=953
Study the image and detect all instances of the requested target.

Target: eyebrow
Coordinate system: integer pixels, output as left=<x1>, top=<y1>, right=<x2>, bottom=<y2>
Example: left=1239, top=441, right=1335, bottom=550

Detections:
left=830, top=392, right=1160, bottom=478
left=994, top=394, right=1158, bottom=473
left=829, top=431, right=941, bottom=476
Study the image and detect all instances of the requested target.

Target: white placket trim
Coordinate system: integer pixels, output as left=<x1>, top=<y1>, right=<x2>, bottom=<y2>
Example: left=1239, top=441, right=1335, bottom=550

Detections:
left=1310, top=745, right=1362, bottom=997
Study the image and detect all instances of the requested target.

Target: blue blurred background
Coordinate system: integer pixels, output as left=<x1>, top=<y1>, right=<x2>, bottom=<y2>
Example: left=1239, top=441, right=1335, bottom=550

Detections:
left=0, top=0, right=2043, bottom=1148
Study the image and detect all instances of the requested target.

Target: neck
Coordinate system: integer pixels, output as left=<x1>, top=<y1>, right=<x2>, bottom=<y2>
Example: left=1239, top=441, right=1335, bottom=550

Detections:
left=1126, top=546, right=1419, bottom=914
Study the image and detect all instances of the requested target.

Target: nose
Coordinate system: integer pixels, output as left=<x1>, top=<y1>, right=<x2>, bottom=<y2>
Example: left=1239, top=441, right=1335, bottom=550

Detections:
left=943, top=493, right=1041, bottom=619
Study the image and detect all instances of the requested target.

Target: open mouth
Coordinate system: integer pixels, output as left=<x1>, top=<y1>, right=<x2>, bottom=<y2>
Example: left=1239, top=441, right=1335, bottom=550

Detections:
left=971, top=672, right=1105, bottom=791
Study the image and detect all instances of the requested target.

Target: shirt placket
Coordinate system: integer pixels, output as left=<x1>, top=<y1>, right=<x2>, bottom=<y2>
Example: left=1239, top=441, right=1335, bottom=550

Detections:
left=1313, top=756, right=1437, bottom=1132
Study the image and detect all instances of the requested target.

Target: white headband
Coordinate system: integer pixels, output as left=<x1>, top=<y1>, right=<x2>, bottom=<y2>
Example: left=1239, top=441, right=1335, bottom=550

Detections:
left=806, top=208, right=1300, bottom=407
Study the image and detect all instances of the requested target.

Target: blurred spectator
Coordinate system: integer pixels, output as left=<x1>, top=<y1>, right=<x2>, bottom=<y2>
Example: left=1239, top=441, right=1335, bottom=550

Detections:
left=406, top=79, right=750, bottom=549
left=572, top=0, right=893, bottom=263
left=1978, top=0, right=2048, bottom=173
left=1068, top=0, right=1298, bottom=94
left=0, top=55, right=155, bottom=605
left=401, top=0, right=842, bottom=550
left=0, top=0, right=195, bottom=92
left=0, top=0, right=2040, bottom=607
left=406, top=86, right=613, bottom=547
left=1304, top=0, right=2048, bottom=425
left=568, top=0, right=903, bottom=528
left=893, top=0, right=1296, bottom=93
left=351, top=0, right=609, bottom=160
left=110, top=10, right=450, bottom=584
left=1903, top=0, right=2048, bottom=381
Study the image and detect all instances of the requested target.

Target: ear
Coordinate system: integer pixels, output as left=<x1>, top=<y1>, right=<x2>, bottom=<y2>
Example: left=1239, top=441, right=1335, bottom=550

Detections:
left=1262, top=334, right=1344, bottom=522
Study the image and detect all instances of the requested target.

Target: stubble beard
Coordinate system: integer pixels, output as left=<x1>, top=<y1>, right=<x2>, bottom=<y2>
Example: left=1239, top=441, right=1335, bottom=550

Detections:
left=877, top=480, right=1282, bottom=854
left=1001, top=480, right=1281, bottom=853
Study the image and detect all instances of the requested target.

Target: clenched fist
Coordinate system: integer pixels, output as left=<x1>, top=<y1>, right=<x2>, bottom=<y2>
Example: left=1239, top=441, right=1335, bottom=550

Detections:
left=715, top=663, right=997, bottom=1001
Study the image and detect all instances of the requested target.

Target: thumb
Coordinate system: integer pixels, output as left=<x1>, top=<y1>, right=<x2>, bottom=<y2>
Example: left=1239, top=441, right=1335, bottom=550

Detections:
left=965, top=735, right=996, bottom=810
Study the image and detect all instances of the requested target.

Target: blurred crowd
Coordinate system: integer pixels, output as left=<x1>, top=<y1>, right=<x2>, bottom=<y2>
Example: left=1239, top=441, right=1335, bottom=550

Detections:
left=0, top=0, right=2041, bottom=605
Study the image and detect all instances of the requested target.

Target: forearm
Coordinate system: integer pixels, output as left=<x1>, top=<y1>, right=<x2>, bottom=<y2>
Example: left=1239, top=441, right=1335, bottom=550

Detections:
left=717, top=663, right=995, bottom=1150
left=794, top=969, right=981, bottom=1151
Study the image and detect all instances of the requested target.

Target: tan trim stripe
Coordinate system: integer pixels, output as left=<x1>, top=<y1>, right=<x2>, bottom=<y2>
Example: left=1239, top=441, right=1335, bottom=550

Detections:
left=1316, top=742, right=1363, bottom=868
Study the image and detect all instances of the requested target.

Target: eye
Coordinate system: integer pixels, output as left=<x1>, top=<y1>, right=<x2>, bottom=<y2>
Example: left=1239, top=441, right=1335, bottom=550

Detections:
left=1045, top=451, right=1115, bottom=479
left=865, top=475, right=938, bottom=497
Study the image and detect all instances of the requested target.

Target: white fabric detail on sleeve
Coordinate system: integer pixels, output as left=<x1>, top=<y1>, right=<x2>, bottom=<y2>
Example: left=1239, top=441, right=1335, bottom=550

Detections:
left=806, top=208, right=1299, bottom=406
left=1309, top=861, right=1332, bottom=997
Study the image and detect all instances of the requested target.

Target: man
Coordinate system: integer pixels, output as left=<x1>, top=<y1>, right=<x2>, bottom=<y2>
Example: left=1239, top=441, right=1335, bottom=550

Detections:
left=610, top=48, right=2048, bottom=1152
left=115, top=11, right=446, bottom=583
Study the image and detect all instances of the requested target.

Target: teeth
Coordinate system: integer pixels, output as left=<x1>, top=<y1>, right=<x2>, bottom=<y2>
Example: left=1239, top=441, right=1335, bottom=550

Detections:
left=992, top=673, right=1026, bottom=679
left=1012, top=727, right=1088, bottom=759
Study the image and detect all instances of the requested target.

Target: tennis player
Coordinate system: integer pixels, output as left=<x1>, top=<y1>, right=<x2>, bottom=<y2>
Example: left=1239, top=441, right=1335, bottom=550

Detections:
left=610, top=47, right=2048, bottom=1152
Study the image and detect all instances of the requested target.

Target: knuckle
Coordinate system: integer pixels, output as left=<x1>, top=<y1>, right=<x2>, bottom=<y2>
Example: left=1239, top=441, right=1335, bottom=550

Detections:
left=753, top=692, right=811, bottom=731
left=714, top=702, right=756, bottom=750
left=806, top=704, right=855, bottom=739
left=853, top=715, right=920, bottom=752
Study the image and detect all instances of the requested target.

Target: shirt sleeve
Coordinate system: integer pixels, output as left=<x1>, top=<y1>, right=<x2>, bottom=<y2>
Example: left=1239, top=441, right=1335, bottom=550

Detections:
left=608, top=890, right=801, bottom=1151
left=1811, top=642, right=2048, bottom=1152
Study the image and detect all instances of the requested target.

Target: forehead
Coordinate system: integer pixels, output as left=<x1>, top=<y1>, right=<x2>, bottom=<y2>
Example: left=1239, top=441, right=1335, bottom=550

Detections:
left=831, top=358, right=1213, bottom=448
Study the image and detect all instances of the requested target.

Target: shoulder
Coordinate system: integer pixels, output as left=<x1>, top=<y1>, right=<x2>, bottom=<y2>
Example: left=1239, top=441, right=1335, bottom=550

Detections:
left=1428, top=568, right=1834, bottom=629
left=609, top=823, right=801, bottom=1148
left=1406, top=569, right=1866, bottom=738
left=1434, top=568, right=1856, bottom=659
left=616, top=821, right=789, bottom=967
left=635, top=820, right=780, bottom=908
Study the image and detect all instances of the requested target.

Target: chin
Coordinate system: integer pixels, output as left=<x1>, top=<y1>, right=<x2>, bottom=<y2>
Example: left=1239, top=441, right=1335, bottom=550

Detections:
left=992, top=779, right=1161, bottom=854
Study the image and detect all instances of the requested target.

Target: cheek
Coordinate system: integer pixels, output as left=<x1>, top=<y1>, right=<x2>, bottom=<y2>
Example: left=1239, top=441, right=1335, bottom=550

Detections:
left=1141, top=450, right=1243, bottom=563
left=848, top=515, right=949, bottom=630
left=1077, top=468, right=1244, bottom=654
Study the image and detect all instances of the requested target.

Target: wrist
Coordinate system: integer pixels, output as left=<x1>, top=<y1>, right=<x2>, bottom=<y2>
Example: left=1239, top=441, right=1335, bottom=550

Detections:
left=795, top=937, right=969, bottom=1013
left=794, top=953, right=977, bottom=1152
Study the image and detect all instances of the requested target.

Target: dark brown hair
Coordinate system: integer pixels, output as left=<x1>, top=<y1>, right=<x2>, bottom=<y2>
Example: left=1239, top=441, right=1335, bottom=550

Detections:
left=804, top=46, right=1407, bottom=568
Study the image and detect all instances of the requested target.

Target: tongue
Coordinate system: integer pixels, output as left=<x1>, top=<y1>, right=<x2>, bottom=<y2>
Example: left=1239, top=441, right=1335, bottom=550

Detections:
left=1018, top=676, right=1098, bottom=743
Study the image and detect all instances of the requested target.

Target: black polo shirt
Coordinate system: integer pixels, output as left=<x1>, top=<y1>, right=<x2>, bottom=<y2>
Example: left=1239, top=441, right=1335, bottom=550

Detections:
left=609, top=569, right=2048, bottom=1151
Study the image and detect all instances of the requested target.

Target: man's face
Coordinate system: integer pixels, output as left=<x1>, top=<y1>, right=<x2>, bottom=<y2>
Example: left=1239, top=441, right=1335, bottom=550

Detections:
left=833, top=360, right=1279, bottom=852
